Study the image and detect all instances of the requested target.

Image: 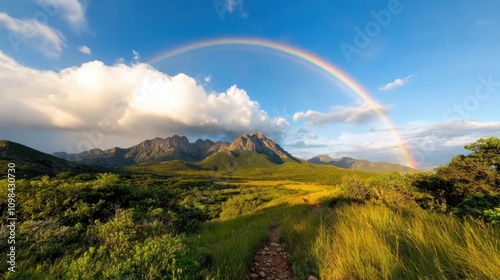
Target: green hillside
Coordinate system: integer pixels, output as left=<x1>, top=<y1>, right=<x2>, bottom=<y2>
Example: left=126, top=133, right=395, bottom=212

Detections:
left=309, top=154, right=418, bottom=173
left=0, top=140, right=106, bottom=179
left=125, top=150, right=374, bottom=185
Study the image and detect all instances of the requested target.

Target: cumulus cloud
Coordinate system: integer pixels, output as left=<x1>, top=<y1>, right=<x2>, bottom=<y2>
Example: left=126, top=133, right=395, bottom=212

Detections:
left=0, top=51, right=289, bottom=151
left=281, top=118, right=500, bottom=170
left=78, top=45, right=91, bottom=55
left=379, top=75, right=413, bottom=91
left=403, top=120, right=500, bottom=149
left=36, top=0, right=87, bottom=31
left=296, top=120, right=500, bottom=169
left=0, top=12, right=65, bottom=57
left=293, top=102, right=390, bottom=125
left=204, top=75, right=212, bottom=83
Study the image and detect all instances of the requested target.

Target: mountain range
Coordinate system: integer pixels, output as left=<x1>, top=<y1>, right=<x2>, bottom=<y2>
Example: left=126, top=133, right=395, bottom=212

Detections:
left=52, top=132, right=297, bottom=167
left=307, top=154, right=417, bottom=173
left=1, top=132, right=417, bottom=175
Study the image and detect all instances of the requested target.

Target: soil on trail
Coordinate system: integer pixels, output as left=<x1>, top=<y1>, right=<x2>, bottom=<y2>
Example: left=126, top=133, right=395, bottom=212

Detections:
left=246, top=226, right=294, bottom=280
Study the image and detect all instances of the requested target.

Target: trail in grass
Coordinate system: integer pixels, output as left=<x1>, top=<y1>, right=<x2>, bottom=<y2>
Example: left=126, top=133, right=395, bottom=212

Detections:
left=246, top=226, right=293, bottom=280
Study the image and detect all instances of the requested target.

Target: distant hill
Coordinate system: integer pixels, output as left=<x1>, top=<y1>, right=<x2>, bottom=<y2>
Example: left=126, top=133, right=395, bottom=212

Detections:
left=0, top=140, right=105, bottom=179
left=308, top=154, right=417, bottom=173
left=54, top=132, right=299, bottom=167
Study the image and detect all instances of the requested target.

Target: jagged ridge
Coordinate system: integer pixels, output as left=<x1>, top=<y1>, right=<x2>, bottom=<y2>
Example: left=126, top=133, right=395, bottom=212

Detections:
left=53, top=132, right=296, bottom=167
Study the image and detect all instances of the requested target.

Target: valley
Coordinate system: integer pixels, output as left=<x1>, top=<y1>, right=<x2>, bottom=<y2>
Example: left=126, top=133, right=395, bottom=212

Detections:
left=0, top=135, right=499, bottom=279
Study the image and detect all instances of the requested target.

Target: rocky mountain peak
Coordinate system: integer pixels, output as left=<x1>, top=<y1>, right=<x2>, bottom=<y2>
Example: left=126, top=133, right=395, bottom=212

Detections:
left=229, top=132, right=293, bottom=159
left=52, top=132, right=295, bottom=167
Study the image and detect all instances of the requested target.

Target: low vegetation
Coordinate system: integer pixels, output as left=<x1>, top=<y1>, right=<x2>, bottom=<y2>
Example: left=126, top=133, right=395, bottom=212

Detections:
left=0, top=137, right=499, bottom=279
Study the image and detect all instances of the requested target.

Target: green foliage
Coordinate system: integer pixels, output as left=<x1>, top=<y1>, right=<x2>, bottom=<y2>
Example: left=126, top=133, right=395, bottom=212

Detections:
left=67, top=228, right=198, bottom=279
left=220, top=193, right=272, bottom=219
left=2, top=136, right=500, bottom=279
left=415, top=137, right=500, bottom=218
left=465, top=137, right=500, bottom=171
left=340, top=174, right=370, bottom=200
left=0, top=173, right=233, bottom=278
left=484, top=207, right=500, bottom=224
left=340, top=172, right=431, bottom=213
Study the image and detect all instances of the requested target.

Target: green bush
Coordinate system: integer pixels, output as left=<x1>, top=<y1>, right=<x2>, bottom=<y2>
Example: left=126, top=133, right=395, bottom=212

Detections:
left=66, top=234, right=199, bottom=279
left=484, top=207, right=500, bottom=224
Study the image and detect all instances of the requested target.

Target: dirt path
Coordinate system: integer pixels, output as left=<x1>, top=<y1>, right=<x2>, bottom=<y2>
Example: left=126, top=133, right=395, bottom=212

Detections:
left=246, top=226, right=294, bottom=280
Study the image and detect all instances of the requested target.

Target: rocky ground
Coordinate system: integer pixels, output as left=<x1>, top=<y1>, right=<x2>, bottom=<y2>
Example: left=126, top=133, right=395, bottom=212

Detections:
left=246, top=227, right=294, bottom=280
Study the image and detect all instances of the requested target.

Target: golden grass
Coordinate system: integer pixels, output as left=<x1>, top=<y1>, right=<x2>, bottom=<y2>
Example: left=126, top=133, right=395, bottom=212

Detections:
left=190, top=179, right=500, bottom=280
left=313, top=204, right=500, bottom=280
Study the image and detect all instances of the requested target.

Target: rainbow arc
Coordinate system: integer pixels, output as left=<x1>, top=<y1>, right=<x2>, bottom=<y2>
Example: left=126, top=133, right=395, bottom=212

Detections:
left=147, top=38, right=416, bottom=168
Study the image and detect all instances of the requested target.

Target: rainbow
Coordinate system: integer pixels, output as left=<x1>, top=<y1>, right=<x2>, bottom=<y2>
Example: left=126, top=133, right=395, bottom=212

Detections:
left=147, top=38, right=417, bottom=168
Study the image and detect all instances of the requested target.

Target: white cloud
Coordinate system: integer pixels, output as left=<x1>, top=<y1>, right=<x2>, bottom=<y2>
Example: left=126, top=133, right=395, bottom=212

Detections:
left=132, top=50, right=140, bottom=61
left=78, top=45, right=91, bottom=55
left=0, top=51, right=289, bottom=150
left=287, top=120, right=500, bottom=169
left=36, top=0, right=87, bottom=31
left=379, top=74, right=413, bottom=91
left=204, top=75, right=212, bottom=83
left=0, top=12, right=65, bottom=57
left=293, top=102, right=390, bottom=125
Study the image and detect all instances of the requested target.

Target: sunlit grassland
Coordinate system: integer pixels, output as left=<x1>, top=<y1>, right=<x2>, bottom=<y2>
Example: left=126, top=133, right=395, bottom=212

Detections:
left=218, top=178, right=500, bottom=280
left=281, top=202, right=500, bottom=280
left=190, top=180, right=338, bottom=279
left=126, top=160, right=373, bottom=186
left=5, top=161, right=498, bottom=279
left=223, top=180, right=342, bottom=207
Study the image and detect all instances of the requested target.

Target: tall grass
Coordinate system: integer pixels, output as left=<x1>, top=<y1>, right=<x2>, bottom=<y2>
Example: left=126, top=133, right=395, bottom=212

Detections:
left=152, top=176, right=500, bottom=280
left=190, top=180, right=339, bottom=279
left=312, top=204, right=500, bottom=280
left=280, top=204, right=325, bottom=279
left=194, top=211, right=274, bottom=279
left=193, top=203, right=310, bottom=279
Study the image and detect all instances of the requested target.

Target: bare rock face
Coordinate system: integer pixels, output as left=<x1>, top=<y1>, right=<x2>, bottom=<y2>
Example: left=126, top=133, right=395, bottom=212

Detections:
left=126, top=135, right=195, bottom=161
left=229, top=132, right=293, bottom=159
left=193, top=139, right=230, bottom=157
left=52, top=132, right=295, bottom=167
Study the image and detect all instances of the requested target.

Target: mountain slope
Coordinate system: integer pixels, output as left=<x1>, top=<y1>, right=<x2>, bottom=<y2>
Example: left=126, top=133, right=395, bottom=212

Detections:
left=308, top=154, right=417, bottom=173
left=228, top=132, right=298, bottom=163
left=54, top=132, right=297, bottom=167
left=54, top=135, right=230, bottom=167
left=0, top=140, right=105, bottom=178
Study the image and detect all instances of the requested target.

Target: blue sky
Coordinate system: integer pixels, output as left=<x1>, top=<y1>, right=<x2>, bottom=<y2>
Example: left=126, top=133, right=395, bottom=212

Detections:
left=0, top=0, right=499, bottom=169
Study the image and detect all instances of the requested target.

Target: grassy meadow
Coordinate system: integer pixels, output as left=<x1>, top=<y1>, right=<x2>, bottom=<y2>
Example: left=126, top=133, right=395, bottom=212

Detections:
left=1, top=137, right=500, bottom=279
